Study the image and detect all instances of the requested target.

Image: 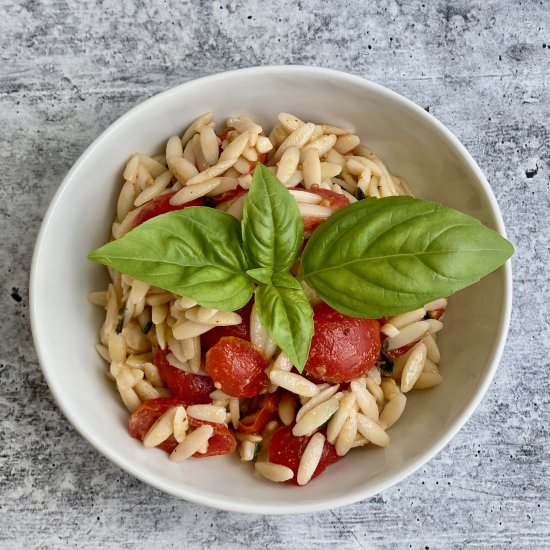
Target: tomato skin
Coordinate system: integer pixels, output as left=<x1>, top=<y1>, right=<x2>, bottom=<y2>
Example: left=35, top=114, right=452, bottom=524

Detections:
left=304, top=303, right=381, bottom=383
left=238, top=393, right=280, bottom=434
left=205, top=336, right=268, bottom=398
left=303, top=189, right=350, bottom=231
left=133, top=191, right=205, bottom=227
left=208, top=188, right=246, bottom=204
left=154, top=348, right=215, bottom=404
left=200, top=301, right=253, bottom=351
left=248, top=153, right=267, bottom=173
left=129, top=397, right=185, bottom=453
left=429, top=307, right=446, bottom=321
left=383, top=341, right=415, bottom=361
left=128, top=397, right=236, bottom=456
left=268, top=425, right=341, bottom=485
left=188, top=417, right=237, bottom=457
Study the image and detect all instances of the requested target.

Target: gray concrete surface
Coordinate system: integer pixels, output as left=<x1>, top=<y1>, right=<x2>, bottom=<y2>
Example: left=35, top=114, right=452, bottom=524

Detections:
left=1, top=0, right=549, bottom=548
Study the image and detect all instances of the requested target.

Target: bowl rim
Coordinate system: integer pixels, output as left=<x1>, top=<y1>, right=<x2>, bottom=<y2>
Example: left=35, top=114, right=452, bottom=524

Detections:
left=30, top=65, right=512, bottom=514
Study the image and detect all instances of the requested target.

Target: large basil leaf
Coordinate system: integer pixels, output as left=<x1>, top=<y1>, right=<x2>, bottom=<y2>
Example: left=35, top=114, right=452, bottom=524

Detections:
left=254, top=273, right=314, bottom=372
left=242, top=164, right=303, bottom=272
left=89, top=207, right=253, bottom=311
left=299, top=196, right=514, bottom=318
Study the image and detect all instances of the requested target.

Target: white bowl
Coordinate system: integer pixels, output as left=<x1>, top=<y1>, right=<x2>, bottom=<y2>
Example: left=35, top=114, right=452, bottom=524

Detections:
left=30, top=66, right=512, bottom=514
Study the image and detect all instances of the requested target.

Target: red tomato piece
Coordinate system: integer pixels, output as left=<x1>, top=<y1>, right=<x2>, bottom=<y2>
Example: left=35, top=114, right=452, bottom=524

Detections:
left=128, top=397, right=185, bottom=453
left=188, top=417, right=237, bottom=457
left=238, top=393, right=280, bottom=434
left=304, top=303, right=381, bottom=383
left=200, top=301, right=253, bottom=351
left=208, top=188, right=246, bottom=204
left=217, top=127, right=232, bottom=142
left=154, top=348, right=215, bottom=404
left=128, top=397, right=236, bottom=456
left=268, top=425, right=341, bottom=485
left=383, top=341, right=415, bottom=361
left=429, top=307, right=446, bottom=321
left=248, top=153, right=267, bottom=174
left=303, top=189, right=350, bottom=231
left=205, top=336, right=268, bottom=398
left=133, top=191, right=205, bottom=227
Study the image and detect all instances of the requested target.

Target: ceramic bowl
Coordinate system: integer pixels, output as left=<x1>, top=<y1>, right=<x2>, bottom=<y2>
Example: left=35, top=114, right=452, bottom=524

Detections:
left=30, top=66, right=512, bottom=513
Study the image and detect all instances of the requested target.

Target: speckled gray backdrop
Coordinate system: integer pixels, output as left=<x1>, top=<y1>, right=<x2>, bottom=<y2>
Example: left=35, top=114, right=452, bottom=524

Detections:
left=1, top=0, right=549, bottom=548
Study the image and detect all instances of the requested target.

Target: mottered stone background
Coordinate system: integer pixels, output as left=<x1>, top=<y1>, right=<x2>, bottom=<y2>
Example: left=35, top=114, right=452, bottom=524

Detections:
left=1, top=0, right=549, bottom=548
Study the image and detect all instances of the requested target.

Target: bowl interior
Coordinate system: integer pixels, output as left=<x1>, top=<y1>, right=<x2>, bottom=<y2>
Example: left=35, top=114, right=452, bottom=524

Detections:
left=31, top=67, right=509, bottom=513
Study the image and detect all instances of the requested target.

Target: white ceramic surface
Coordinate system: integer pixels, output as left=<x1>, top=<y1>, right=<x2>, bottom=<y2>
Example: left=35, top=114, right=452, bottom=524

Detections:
left=30, top=66, right=512, bottom=514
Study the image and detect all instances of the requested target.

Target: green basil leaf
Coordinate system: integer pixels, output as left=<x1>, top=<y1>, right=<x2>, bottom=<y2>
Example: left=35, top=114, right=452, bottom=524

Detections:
left=254, top=280, right=314, bottom=372
left=299, top=196, right=514, bottom=318
left=242, top=164, right=303, bottom=272
left=271, top=272, right=303, bottom=290
left=89, top=207, right=253, bottom=311
left=246, top=267, right=273, bottom=285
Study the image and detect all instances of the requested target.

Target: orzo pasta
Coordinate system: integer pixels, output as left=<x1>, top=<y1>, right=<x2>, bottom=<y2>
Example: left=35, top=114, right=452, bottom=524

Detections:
left=90, top=111, right=450, bottom=485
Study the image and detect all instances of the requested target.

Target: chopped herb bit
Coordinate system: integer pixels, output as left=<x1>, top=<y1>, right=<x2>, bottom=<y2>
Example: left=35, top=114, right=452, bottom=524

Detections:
left=142, top=320, right=153, bottom=334
left=376, top=357, right=393, bottom=375
left=115, top=318, right=124, bottom=334
left=356, top=187, right=366, bottom=200
left=254, top=443, right=262, bottom=456
left=115, top=308, right=125, bottom=334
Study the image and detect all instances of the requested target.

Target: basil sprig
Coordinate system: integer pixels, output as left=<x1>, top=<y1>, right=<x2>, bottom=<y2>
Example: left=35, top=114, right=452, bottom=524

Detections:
left=298, top=196, right=515, bottom=318
left=89, top=164, right=514, bottom=372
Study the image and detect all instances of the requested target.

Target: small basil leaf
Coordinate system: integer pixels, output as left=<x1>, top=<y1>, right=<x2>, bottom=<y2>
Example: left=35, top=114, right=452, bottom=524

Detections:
left=89, top=207, right=253, bottom=311
left=271, top=272, right=303, bottom=290
left=254, top=283, right=314, bottom=372
left=300, top=196, right=514, bottom=318
left=242, top=164, right=303, bottom=272
left=246, top=267, right=273, bottom=285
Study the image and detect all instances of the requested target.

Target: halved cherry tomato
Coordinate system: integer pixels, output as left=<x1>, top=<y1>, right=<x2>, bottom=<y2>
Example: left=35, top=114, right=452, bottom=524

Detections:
left=304, top=303, right=381, bottom=383
left=154, top=348, right=215, bottom=404
left=238, top=393, right=280, bottom=434
left=268, top=425, right=341, bottom=485
left=200, top=301, right=253, bottom=351
left=133, top=191, right=205, bottom=227
left=128, top=398, right=236, bottom=456
left=303, top=189, right=349, bottom=232
left=205, top=336, right=268, bottom=397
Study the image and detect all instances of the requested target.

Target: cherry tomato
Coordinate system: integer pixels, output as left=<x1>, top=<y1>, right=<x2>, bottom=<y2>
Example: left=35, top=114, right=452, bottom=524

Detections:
left=200, top=301, right=253, bottom=351
left=128, top=397, right=236, bottom=456
left=154, top=348, right=215, bottom=404
left=133, top=191, right=205, bottom=227
left=303, top=189, right=349, bottom=232
left=205, top=336, right=268, bottom=398
left=268, top=425, right=341, bottom=485
left=238, top=393, right=280, bottom=434
left=304, top=303, right=381, bottom=383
